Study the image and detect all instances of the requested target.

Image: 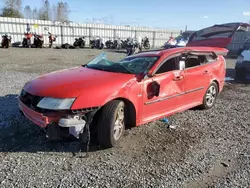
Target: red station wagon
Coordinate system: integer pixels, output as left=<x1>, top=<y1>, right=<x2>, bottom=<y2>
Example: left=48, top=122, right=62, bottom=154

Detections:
left=18, top=23, right=249, bottom=149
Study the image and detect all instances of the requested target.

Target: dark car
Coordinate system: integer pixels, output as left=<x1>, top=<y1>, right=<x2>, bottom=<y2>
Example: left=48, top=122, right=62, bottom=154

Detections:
left=235, top=49, right=250, bottom=82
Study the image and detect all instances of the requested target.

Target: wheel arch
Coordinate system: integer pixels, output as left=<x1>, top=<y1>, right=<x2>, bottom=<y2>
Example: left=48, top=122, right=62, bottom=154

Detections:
left=97, top=97, right=136, bottom=129
left=212, top=79, right=220, bottom=92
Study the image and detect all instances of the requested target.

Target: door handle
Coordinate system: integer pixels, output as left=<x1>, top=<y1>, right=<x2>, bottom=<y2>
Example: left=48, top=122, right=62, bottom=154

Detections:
left=173, top=75, right=183, bottom=81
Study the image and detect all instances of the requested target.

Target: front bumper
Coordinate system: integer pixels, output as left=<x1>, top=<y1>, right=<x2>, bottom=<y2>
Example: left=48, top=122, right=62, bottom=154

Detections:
left=18, top=98, right=89, bottom=140
left=18, top=98, right=59, bottom=128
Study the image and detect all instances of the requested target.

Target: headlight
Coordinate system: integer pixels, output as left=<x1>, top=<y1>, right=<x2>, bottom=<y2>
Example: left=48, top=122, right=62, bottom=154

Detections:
left=237, top=55, right=244, bottom=64
left=37, top=97, right=75, bottom=110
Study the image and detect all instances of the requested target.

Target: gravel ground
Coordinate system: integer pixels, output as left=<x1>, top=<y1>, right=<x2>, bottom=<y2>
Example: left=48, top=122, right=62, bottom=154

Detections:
left=0, top=48, right=249, bottom=188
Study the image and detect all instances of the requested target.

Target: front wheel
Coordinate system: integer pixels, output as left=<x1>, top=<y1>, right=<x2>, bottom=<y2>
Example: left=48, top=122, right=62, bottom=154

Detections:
left=98, top=43, right=104, bottom=50
left=97, top=100, right=125, bottom=148
left=40, top=41, right=43, bottom=48
left=235, top=68, right=246, bottom=82
left=200, top=82, right=218, bottom=109
left=80, top=43, right=85, bottom=48
left=144, top=43, right=150, bottom=49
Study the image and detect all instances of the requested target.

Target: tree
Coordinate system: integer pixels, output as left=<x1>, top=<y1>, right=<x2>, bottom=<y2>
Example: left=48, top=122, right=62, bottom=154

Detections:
left=38, top=0, right=51, bottom=20
left=32, top=8, right=38, bottom=19
left=1, top=0, right=23, bottom=18
left=55, top=2, right=70, bottom=22
left=24, top=5, right=32, bottom=19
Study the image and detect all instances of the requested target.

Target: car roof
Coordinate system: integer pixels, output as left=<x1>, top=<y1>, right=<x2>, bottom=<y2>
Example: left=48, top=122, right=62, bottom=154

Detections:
left=131, top=46, right=228, bottom=58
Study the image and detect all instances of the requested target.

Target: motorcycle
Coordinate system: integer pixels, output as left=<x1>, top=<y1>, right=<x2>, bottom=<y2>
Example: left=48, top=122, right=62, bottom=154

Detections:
left=125, top=37, right=137, bottom=56
left=22, top=32, right=33, bottom=48
left=1, top=34, right=11, bottom=48
left=105, top=38, right=114, bottom=49
left=33, top=33, right=44, bottom=48
left=142, top=37, right=150, bottom=49
left=90, top=36, right=104, bottom=50
left=48, top=32, right=57, bottom=48
left=114, top=38, right=122, bottom=50
left=73, top=37, right=86, bottom=48
left=120, top=40, right=127, bottom=49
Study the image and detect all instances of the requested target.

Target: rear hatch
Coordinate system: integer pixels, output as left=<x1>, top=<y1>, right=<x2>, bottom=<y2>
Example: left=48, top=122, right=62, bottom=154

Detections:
left=186, top=22, right=250, bottom=48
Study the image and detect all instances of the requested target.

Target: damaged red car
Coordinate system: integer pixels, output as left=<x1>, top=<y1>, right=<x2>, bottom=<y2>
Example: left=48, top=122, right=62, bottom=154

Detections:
left=18, top=22, right=249, bottom=149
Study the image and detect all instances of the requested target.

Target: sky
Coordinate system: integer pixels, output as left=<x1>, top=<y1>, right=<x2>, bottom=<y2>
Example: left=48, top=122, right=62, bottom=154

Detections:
left=1, top=0, right=250, bottom=30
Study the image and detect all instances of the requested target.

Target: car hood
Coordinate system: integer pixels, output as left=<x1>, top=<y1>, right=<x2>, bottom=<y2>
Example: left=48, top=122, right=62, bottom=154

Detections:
left=24, top=66, right=135, bottom=98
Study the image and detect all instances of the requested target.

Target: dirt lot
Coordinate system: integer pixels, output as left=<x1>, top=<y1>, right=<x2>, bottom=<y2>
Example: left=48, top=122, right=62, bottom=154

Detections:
left=0, top=48, right=249, bottom=188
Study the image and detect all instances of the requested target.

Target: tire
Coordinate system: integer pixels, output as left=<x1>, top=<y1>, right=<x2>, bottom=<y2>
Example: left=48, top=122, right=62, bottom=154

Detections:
left=97, top=100, right=125, bottom=148
left=235, top=68, right=246, bottom=82
left=127, top=47, right=135, bottom=56
left=98, top=43, right=104, bottom=50
left=200, top=82, right=219, bottom=109
left=6, top=42, right=9, bottom=48
left=144, top=43, right=150, bottom=50
left=127, top=48, right=132, bottom=56
left=235, top=68, right=240, bottom=81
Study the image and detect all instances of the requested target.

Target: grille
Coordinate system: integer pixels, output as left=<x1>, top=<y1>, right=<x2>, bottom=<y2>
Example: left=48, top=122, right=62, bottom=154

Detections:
left=19, top=90, right=43, bottom=111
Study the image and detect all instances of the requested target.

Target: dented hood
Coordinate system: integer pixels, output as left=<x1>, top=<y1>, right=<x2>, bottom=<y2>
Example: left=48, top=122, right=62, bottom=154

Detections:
left=24, top=66, right=135, bottom=98
left=187, top=22, right=250, bottom=48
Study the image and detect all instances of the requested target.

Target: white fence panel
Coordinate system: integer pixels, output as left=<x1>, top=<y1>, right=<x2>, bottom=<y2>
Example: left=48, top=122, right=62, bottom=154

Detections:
left=0, top=16, right=183, bottom=48
left=1, top=16, right=249, bottom=52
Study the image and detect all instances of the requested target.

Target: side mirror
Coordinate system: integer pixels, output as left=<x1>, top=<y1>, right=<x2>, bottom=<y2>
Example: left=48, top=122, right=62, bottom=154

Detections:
left=151, top=81, right=160, bottom=97
left=179, top=60, right=185, bottom=70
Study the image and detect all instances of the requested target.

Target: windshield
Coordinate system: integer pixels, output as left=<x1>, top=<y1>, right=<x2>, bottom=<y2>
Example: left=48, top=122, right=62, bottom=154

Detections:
left=85, top=53, right=159, bottom=75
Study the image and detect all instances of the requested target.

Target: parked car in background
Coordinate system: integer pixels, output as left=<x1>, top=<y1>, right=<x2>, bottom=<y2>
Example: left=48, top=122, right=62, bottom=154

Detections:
left=18, top=22, right=249, bottom=150
left=237, top=38, right=250, bottom=55
left=163, top=31, right=194, bottom=49
left=235, top=49, right=250, bottom=81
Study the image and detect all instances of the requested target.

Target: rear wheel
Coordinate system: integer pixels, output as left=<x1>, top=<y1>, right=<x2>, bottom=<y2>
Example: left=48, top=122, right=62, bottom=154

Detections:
left=144, top=43, right=150, bottom=50
left=200, top=82, right=218, bottom=109
left=97, top=100, right=125, bottom=148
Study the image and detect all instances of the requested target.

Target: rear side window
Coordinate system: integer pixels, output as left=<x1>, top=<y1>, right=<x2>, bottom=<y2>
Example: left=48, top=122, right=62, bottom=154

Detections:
left=185, top=54, right=216, bottom=68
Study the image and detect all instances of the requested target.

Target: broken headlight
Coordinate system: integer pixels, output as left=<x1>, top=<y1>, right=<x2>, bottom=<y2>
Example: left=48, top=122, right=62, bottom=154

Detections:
left=37, top=97, right=75, bottom=110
